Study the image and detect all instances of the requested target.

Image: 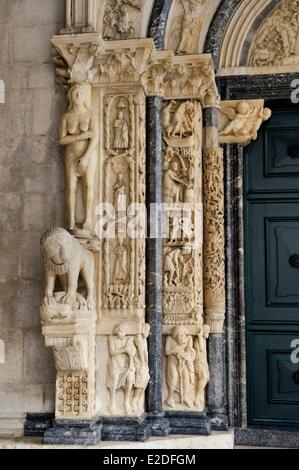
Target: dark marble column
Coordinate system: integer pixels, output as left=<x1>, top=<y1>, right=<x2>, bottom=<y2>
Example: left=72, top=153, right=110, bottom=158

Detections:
left=145, top=96, right=170, bottom=437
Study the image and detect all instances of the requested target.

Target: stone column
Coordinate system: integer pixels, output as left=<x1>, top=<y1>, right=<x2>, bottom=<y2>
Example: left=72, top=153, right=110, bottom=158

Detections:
left=145, top=96, right=170, bottom=437
left=83, top=0, right=95, bottom=32
left=203, top=106, right=228, bottom=430
left=60, top=0, right=73, bottom=34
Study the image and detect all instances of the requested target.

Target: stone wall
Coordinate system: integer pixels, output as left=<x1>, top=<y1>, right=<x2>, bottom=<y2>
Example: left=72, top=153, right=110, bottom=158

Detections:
left=0, top=0, right=65, bottom=436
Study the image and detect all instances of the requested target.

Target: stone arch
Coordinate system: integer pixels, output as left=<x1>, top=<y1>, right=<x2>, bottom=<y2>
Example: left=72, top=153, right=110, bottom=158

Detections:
left=205, top=0, right=288, bottom=71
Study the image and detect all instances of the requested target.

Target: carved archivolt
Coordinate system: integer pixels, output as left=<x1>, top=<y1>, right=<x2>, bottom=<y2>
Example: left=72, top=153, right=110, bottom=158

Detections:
left=249, top=0, right=299, bottom=67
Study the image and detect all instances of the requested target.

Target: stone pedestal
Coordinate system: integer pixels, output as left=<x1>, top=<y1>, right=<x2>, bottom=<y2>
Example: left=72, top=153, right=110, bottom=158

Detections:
left=44, top=419, right=102, bottom=446
left=40, top=295, right=98, bottom=444
left=166, top=411, right=211, bottom=436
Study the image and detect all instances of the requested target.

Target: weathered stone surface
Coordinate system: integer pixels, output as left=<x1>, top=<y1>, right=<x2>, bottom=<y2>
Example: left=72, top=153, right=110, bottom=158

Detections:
left=0, top=329, right=23, bottom=384
left=23, top=328, right=56, bottom=384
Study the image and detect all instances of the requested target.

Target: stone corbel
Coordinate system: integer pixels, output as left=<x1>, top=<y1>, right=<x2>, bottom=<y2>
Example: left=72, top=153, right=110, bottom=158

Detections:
left=219, top=99, right=272, bottom=146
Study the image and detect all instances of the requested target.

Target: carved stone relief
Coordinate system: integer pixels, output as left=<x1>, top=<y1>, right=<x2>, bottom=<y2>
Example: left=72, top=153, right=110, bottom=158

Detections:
left=39, top=228, right=97, bottom=420
left=164, top=325, right=209, bottom=412
left=219, top=100, right=272, bottom=145
left=162, top=99, right=203, bottom=327
left=249, top=1, right=299, bottom=67
left=103, top=0, right=142, bottom=40
left=161, top=98, right=209, bottom=412
left=107, top=323, right=150, bottom=415
left=99, top=91, right=146, bottom=324
left=44, top=33, right=232, bottom=424
left=164, top=0, right=221, bottom=55
left=40, top=227, right=95, bottom=311
left=59, top=83, right=99, bottom=238
left=51, top=36, right=219, bottom=106
left=202, top=148, right=225, bottom=334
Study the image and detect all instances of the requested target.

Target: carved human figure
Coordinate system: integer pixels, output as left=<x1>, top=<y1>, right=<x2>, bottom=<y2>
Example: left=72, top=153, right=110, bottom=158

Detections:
left=103, top=0, right=140, bottom=40
left=113, top=174, right=127, bottom=212
left=118, top=5, right=132, bottom=36
left=113, top=239, right=128, bottom=284
left=177, top=14, right=198, bottom=54
left=164, top=101, right=195, bottom=138
left=163, top=161, right=186, bottom=204
left=193, top=325, right=210, bottom=409
left=40, top=227, right=95, bottom=309
left=164, top=248, right=184, bottom=286
left=165, top=326, right=195, bottom=408
left=103, top=4, right=117, bottom=39
left=113, top=111, right=129, bottom=149
left=107, top=323, right=136, bottom=414
left=176, top=0, right=207, bottom=54
left=132, top=323, right=150, bottom=412
left=59, top=82, right=98, bottom=234
left=250, top=1, right=299, bottom=66
left=220, top=101, right=256, bottom=137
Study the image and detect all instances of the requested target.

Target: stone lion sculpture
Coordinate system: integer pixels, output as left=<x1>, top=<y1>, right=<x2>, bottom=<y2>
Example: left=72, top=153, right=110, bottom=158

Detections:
left=40, top=227, right=95, bottom=309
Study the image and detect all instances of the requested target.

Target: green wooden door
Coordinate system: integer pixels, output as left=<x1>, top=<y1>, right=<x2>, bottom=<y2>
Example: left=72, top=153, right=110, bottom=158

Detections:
left=245, top=106, right=299, bottom=427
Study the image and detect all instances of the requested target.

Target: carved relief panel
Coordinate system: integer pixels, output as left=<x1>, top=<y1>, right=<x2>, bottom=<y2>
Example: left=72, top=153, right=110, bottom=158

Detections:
left=95, top=85, right=147, bottom=417
left=162, top=99, right=210, bottom=412
left=249, top=0, right=299, bottom=67
left=162, top=99, right=203, bottom=326
left=98, top=89, right=146, bottom=325
left=164, top=0, right=221, bottom=55
left=101, top=0, right=155, bottom=41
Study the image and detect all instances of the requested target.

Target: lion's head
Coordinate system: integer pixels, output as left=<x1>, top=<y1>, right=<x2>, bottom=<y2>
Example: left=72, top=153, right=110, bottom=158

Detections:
left=40, top=227, right=78, bottom=275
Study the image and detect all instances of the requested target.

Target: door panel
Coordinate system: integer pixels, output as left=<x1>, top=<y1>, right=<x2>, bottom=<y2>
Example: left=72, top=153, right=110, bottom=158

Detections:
left=245, top=106, right=299, bottom=427
left=246, top=109, right=299, bottom=193
left=248, top=333, right=299, bottom=426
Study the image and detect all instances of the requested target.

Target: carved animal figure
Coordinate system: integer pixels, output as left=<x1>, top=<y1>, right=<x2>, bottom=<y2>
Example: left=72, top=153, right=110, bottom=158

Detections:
left=40, top=227, right=95, bottom=309
left=165, top=101, right=195, bottom=138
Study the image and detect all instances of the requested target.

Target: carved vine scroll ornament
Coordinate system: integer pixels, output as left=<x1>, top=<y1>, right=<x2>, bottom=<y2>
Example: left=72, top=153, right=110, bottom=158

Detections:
left=203, top=148, right=225, bottom=333
left=249, top=0, right=299, bottom=67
